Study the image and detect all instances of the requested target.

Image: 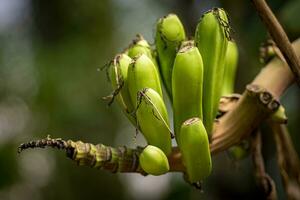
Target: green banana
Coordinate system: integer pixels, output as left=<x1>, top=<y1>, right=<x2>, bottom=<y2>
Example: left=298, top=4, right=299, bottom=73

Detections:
left=127, top=54, right=163, bottom=106
left=172, top=43, right=204, bottom=145
left=227, top=140, right=250, bottom=161
left=195, top=8, right=230, bottom=136
left=270, top=105, right=288, bottom=124
left=222, top=40, right=239, bottom=96
left=155, top=14, right=186, bottom=98
left=179, top=117, right=212, bottom=183
left=127, top=34, right=158, bottom=67
left=107, top=54, right=135, bottom=124
left=136, top=88, right=172, bottom=155
left=139, top=145, right=170, bottom=175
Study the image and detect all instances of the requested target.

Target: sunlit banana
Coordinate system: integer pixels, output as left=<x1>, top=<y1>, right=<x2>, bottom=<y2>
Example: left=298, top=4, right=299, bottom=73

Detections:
left=155, top=14, right=186, bottom=98
left=179, top=117, right=212, bottom=183
left=127, top=54, right=163, bottom=106
left=126, top=34, right=158, bottom=67
left=139, top=145, right=170, bottom=175
left=222, top=40, right=239, bottom=96
left=107, top=54, right=135, bottom=124
left=195, top=8, right=230, bottom=136
left=136, top=88, right=172, bottom=155
left=172, top=43, right=204, bottom=145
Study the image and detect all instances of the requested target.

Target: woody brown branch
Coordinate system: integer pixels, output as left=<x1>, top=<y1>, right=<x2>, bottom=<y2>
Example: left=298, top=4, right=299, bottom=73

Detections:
left=210, top=39, right=300, bottom=153
left=251, top=130, right=277, bottom=200
left=270, top=123, right=300, bottom=200
left=251, top=0, right=300, bottom=87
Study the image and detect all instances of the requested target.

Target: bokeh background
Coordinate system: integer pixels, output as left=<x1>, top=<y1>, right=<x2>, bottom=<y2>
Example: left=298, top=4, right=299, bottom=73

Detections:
left=0, top=0, right=299, bottom=199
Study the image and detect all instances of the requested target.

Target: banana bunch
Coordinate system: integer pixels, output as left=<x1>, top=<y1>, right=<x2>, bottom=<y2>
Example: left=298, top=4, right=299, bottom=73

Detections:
left=105, top=7, right=235, bottom=185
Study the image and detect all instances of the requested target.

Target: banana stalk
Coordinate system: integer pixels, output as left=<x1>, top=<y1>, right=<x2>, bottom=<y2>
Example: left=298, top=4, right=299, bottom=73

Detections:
left=155, top=14, right=186, bottom=98
left=172, top=43, right=204, bottom=145
left=222, top=40, right=239, bottom=96
left=179, top=118, right=212, bottom=183
left=136, top=88, right=172, bottom=155
left=195, top=8, right=230, bottom=136
left=139, top=145, right=170, bottom=175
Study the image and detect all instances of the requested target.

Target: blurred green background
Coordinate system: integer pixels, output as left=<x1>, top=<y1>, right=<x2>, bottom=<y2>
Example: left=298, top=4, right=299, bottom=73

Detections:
left=0, top=0, right=299, bottom=199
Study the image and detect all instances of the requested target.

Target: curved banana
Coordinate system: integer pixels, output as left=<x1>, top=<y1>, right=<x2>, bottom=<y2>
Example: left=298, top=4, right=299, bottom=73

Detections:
left=136, top=88, right=172, bottom=155
left=155, top=14, right=186, bottom=98
left=172, top=43, right=204, bottom=145
left=127, top=54, right=163, bottom=106
left=139, top=145, right=170, bottom=175
left=195, top=8, right=230, bottom=136
left=179, top=117, right=212, bottom=183
left=107, top=54, right=135, bottom=124
left=222, top=40, right=239, bottom=96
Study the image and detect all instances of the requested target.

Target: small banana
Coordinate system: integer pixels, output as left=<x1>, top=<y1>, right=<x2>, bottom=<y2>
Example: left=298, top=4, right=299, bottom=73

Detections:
left=195, top=8, right=230, bottom=136
left=127, top=54, right=163, bottom=106
left=222, top=40, right=239, bottom=96
left=227, top=140, right=250, bottom=161
left=179, top=117, right=212, bottom=183
left=269, top=105, right=288, bottom=124
left=139, top=145, right=170, bottom=175
left=106, top=54, right=135, bottom=124
left=136, top=88, right=172, bottom=155
left=127, top=34, right=158, bottom=67
left=172, top=43, right=204, bottom=145
left=155, top=14, right=186, bottom=98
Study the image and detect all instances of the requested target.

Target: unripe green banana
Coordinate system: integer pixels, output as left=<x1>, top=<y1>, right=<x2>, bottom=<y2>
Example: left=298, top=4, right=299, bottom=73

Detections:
left=172, top=43, right=204, bottom=145
left=139, top=145, right=170, bottom=175
left=195, top=8, right=230, bottom=136
left=270, top=105, right=288, bottom=124
left=155, top=14, right=186, bottom=98
left=136, top=88, right=172, bottom=155
left=179, top=117, right=212, bottom=183
left=108, top=54, right=135, bottom=124
left=222, top=40, right=239, bottom=96
left=227, top=140, right=250, bottom=161
left=127, top=54, right=163, bottom=106
left=127, top=34, right=158, bottom=67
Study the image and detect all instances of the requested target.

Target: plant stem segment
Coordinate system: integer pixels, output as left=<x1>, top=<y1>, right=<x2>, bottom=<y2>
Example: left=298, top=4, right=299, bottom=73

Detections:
left=251, top=0, right=300, bottom=87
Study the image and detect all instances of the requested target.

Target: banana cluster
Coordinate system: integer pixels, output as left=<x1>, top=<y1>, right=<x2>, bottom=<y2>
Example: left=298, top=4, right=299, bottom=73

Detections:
left=105, top=7, right=237, bottom=185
